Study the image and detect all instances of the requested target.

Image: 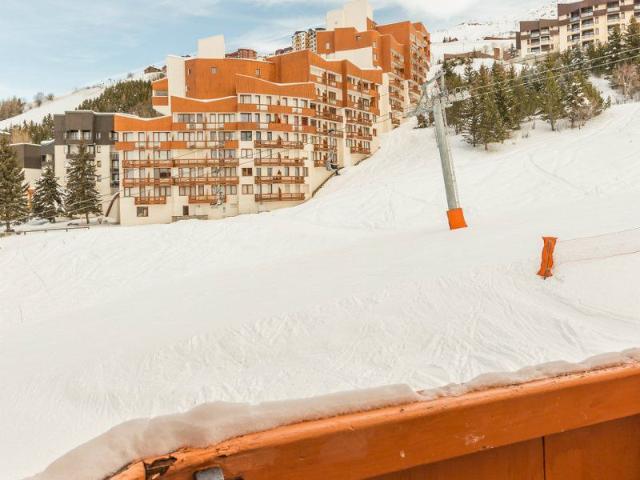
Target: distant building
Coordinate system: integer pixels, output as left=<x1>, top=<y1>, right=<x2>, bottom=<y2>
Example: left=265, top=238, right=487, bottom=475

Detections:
left=10, top=143, right=46, bottom=195
left=53, top=111, right=120, bottom=218
left=292, top=28, right=327, bottom=52
left=144, top=65, right=162, bottom=75
left=517, top=0, right=640, bottom=57
left=226, top=48, right=258, bottom=59
left=274, top=46, right=294, bottom=56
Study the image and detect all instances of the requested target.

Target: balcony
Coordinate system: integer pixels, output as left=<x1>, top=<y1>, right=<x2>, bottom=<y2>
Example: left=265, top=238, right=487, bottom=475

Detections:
left=350, top=146, right=371, bottom=155
left=255, top=193, right=305, bottom=202
left=314, top=144, right=336, bottom=152
left=255, top=176, right=305, bottom=185
left=347, top=132, right=373, bottom=141
left=173, top=158, right=239, bottom=168
left=122, top=159, right=173, bottom=169
left=174, top=176, right=239, bottom=186
left=254, top=140, right=304, bottom=149
left=318, top=129, right=344, bottom=138
left=188, top=195, right=225, bottom=204
left=317, top=111, right=344, bottom=122
left=347, top=116, right=373, bottom=126
left=123, top=177, right=172, bottom=188
left=135, top=196, right=167, bottom=205
left=254, top=157, right=305, bottom=166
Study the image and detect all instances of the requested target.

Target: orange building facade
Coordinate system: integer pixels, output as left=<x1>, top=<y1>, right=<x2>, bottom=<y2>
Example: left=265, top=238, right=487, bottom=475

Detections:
left=114, top=0, right=429, bottom=226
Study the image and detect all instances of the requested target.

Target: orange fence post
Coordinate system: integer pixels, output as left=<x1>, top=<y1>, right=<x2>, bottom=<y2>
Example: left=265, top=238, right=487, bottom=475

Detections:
left=537, top=236, right=558, bottom=279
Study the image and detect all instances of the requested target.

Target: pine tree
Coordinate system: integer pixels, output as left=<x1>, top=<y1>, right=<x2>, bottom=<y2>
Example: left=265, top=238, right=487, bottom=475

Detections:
left=32, top=164, right=63, bottom=222
left=624, top=17, right=640, bottom=64
left=564, top=72, right=589, bottom=128
left=477, top=67, right=507, bottom=150
left=461, top=62, right=482, bottom=147
left=606, top=26, right=624, bottom=74
left=540, top=67, right=565, bottom=131
left=492, top=62, right=518, bottom=130
left=0, top=136, right=29, bottom=232
left=64, top=143, right=102, bottom=224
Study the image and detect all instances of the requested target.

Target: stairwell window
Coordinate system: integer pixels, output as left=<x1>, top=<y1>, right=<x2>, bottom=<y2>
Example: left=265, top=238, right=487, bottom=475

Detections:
left=211, top=67, right=218, bottom=74
left=255, top=68, right=261, bottom=77
left=242, top=185, right=253, bottom=194
left=137, top=207, right=149, bottom=217
left=242, top=168, right=253, bottom=176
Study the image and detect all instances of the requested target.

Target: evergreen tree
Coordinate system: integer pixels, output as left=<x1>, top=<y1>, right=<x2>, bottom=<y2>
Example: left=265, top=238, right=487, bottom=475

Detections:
left=606, top=26, right=624, bottom=74
left=461, top=62, right=482, bottom=147
left=32, top=164, right=63, bottom=222
left=476, top=67, right=507, bottom=150
left=0, top=137, right=29, bottom=232
left=564, top=72, right=589, bottom=128
left=492, top=62, right=518, bottom=129
left=623, top=17, right=640, bottom=64
left=64, top=143, right=102, bottom=224
left=540, top=66, right=565, bottom=131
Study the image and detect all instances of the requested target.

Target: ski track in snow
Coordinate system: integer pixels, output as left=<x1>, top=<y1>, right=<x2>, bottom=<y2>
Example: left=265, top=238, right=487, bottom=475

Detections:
left=1, top=102, right=640, bottom=479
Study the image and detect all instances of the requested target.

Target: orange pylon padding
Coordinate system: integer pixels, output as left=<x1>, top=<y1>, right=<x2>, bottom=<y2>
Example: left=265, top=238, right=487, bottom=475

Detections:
left=447, top=208, right=467, bottom=230
left=537, top=236, right=558, bottom=278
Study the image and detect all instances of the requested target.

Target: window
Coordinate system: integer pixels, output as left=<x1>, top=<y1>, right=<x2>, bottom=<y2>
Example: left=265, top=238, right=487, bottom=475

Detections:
left=256, top=68, right=261, bottom=77
left=242, top=168, right=253, bottom=176
left=241, top=149, right=253, bottom=158
left=241, top=131, right=252, bottom=141
left=211, top=67, right=218, bottom=74
left=240, top=95, right=252, bottom=104
left=96, top=145, right=101, bottom=153
left=96, top=160, right=102, bottom=168
left=242, top=185, right=254, bottom=194
left=137, top=207, right=149, bottom=217
left=240, top=113, right=252, bottom=122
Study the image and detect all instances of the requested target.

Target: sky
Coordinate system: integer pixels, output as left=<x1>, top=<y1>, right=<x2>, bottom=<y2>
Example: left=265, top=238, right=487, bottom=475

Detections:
left=0, top=0, right=544, bottom=100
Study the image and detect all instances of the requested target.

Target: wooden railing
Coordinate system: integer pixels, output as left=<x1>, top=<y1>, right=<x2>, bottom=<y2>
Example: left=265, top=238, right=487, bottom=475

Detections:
left=110, top=362, right=640, bottom=480
left=254, top=157, right=305, bottom=166
left=173, top=176, right=238, bottom=186
left=254, top=193, right=305, bottom=202
left=134, top=196, right=167, bottom=205
left=255, top=176, right=305, bottom=185
left=173, top=158, right=238, bottom=168
left=254, top=140, right=304, bottom=149
left=188, top=195, right=224, bottom=204
left=350, top=146, right=371, bottom=155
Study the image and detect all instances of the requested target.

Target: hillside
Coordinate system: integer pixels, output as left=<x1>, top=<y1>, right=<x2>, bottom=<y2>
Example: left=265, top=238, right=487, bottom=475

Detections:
left=2, top=97, right=640, bottom=478
left=0, top=70, right=161, bottom=130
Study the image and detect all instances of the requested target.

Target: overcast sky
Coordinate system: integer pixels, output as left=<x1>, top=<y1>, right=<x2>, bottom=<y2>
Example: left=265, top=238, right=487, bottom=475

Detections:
left=0, top=0, right=546, bottom=100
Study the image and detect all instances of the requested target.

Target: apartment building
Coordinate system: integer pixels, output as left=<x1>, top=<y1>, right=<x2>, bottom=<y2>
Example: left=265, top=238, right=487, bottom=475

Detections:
left=292, top=28, right=327, bottom=53
left=226, top=48, right=258, bottom=60
left=116, top=33, right=382, bottom=226
left=10, top=143, right=46, bottom=194
left=53, top=111, right=121, bottom=219
left=317, top=0, right=430, bottom=130
left=517, top=0, right=640, bottom=56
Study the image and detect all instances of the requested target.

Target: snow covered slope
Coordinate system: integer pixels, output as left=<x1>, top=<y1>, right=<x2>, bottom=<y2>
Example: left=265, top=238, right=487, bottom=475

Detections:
left=0, top=87, right=104, bottom=129
left=2, top=102, right=640, bottom=479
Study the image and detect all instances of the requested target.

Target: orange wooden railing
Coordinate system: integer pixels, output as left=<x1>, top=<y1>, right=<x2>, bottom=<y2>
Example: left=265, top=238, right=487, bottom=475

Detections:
left=109, top=362, right=640, bottom=480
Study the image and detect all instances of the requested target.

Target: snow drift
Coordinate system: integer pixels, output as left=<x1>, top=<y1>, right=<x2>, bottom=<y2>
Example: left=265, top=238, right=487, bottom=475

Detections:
left=1, top=101, right=640, bottom=479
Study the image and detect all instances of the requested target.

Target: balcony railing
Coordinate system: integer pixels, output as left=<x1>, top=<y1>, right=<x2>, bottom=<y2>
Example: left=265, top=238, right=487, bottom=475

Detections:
left=350, top=146, right=371, bottom=155
left=317, top=112, right=344, bottom=122
left=254, top=140, right=304, bottom=149
left=135, top=196, right=167, bottom=205
left=254, top=157, right=305, bottom=166
left=255, top=176, right=305, bottom=185
left=173, top=158, right=239, bottom=167
left=255, top=193, right=305, bottom=202
left=122, top=159, right=173, bottom=168
left=314, top=144, right=336, bottom=152
left=123, top=177, right=172, bottom=187
left=347, top=132, right=373, bottom=141
left=174, top=176, right=239, bottom=186
left=188, top=195, right=225, bottom=204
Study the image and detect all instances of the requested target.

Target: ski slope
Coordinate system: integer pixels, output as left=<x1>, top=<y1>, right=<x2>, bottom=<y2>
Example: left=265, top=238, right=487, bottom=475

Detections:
left=2, top=102, right=640, bottom=479
left=0, top=87, right=104, bottom=129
